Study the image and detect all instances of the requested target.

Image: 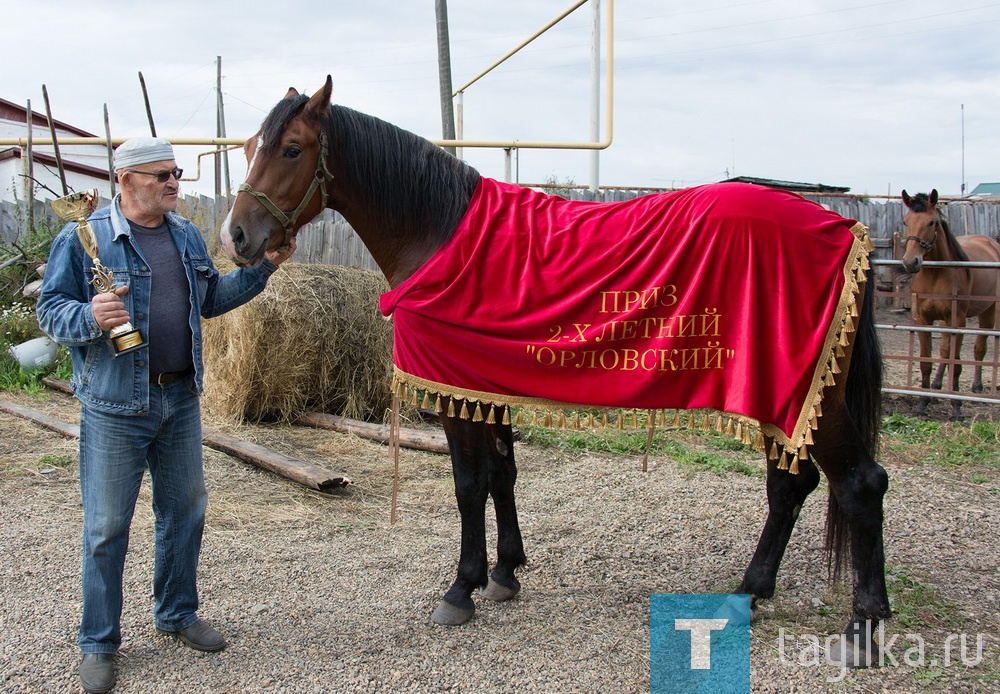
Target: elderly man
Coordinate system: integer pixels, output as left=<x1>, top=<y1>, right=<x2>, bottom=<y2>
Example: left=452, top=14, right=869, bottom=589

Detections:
left=37, top=137, right=295, bottom=693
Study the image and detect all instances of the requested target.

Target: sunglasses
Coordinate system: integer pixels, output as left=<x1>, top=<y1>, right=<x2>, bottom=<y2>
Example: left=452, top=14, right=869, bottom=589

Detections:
left=125, top=167, right=183, bottom=183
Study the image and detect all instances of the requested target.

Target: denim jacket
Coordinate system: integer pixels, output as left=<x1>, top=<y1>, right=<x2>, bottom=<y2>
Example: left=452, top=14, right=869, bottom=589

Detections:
left=37, top=196, right=276, bottom=415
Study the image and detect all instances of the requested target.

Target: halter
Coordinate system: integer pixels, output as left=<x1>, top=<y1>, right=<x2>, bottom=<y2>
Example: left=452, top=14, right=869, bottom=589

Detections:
left=902, top=226, right=937, bottom=252
left=236, top=128, right=335, bottom=250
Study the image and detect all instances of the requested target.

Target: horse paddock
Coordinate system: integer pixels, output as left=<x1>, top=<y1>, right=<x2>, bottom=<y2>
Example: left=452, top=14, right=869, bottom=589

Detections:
left=1, top=359, right=997, bottom=693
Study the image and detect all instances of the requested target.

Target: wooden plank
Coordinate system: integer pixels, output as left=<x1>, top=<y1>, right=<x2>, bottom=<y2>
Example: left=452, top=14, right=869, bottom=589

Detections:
left=201, top=429, right=351, bottom=492
left=32, top=379, right=352, bottom=492
left=296, top=411, right=450, bottom=455
left=0, top=398, right=80, bottom=438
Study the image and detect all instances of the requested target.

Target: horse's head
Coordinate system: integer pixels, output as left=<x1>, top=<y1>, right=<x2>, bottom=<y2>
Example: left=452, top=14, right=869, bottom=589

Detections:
left=900, top=188, right=941, bottom=274
left=220, top=76, right=335, bottom=267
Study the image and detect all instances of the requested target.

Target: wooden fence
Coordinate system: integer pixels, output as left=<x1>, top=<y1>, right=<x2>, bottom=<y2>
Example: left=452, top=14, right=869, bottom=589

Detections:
left=5, top=187, right=999, bottom=277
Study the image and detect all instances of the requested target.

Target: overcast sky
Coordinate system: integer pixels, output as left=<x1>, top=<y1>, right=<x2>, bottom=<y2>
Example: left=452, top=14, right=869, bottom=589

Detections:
left=6, top=0, right=1000, bottom=199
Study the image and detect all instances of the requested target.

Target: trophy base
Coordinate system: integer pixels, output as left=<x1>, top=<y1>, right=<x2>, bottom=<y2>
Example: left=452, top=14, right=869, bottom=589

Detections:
left=111, top=328, right=147, bottom=357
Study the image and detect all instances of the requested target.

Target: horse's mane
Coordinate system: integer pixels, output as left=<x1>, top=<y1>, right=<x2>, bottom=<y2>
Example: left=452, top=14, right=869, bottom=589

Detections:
left=258, top=94, right=481, bottom=242
left=327, top=104, right=481, bottom=238
left=906, top=192, right=970, bottom=262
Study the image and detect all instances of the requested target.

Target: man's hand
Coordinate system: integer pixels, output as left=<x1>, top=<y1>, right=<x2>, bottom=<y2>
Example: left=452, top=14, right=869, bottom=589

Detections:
left=91, top=285, right=131, bottom=331
left=264, top=235, right=297, bottom=266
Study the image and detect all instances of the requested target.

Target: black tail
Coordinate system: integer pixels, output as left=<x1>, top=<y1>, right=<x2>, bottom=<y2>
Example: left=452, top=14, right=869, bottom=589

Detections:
left=826, top=267, right=883, bottom=581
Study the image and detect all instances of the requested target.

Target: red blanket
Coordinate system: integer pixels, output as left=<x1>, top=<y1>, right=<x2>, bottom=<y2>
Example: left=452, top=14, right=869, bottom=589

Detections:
left=380, top=179, right=870, bottom=455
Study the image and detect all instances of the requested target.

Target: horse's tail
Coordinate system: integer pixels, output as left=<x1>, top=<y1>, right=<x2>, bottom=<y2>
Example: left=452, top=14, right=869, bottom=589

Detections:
left=825, top=266, right=883, bottom=582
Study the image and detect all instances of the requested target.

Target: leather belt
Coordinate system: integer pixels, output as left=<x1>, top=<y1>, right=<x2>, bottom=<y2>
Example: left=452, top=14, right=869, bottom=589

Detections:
left=150, top=367, right=193, bottom=385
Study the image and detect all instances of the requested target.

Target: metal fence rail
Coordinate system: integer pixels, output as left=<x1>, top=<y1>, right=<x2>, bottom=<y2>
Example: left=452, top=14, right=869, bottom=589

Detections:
left=871, top=258, right=999, bottom=408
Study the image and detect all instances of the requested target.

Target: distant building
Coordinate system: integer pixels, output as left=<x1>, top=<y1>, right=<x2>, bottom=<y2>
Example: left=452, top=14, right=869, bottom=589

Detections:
left=968, top=182, right=1000, bottom=200
left=0, top=97, right=113, bottom=204
left=721, top=175, right=850, bottom=194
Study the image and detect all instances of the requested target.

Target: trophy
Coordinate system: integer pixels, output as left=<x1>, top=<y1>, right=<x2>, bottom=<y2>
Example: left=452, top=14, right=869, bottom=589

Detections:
left=50, top=190, right=146, bottom=357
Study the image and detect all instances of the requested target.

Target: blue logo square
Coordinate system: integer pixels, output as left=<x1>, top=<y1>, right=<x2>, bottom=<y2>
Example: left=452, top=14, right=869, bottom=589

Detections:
left=650, top=594, right=751, bottom=693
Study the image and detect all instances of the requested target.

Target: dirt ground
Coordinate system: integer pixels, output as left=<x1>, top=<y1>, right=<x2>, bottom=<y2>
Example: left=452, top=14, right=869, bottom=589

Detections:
left=1, top=316, right=997, bottom=692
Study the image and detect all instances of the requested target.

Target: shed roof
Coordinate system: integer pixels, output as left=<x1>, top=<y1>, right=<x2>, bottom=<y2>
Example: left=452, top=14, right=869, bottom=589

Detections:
left=721, top=175, right=850, bottom=194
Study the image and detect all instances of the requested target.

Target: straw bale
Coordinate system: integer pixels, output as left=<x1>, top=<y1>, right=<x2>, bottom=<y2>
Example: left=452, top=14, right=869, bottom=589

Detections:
left=202, top=260, right=392, bottom=423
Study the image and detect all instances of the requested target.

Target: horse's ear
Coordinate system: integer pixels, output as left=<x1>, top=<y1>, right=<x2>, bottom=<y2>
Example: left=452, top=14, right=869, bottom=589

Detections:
left=284, top=87, right=300, bottom=99
left=901, top=190, right=911, bottom=207
left=304, top=76, right=333, bottom=119
left=930, top=189, right=938, bottom=205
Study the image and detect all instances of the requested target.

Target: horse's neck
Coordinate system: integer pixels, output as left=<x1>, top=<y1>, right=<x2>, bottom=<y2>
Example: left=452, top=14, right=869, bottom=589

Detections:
left=930, top=219, right=964, bottom=262
left=328, top=108, right=477, bottom=288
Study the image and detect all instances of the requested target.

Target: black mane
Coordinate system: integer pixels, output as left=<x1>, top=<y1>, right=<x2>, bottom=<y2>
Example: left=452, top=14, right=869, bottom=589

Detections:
left=257, top=94, right=480, bottom=242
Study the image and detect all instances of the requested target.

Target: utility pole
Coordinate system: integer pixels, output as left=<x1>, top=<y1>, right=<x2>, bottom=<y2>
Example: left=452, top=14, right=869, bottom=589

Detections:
left=435, top=0, right=457, bottom=156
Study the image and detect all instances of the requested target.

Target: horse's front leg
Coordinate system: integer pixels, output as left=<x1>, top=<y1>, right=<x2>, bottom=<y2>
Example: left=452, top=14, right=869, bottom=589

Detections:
left=916, top=328, right=934, bottom=416
left=945, top=323, right=967, bottom=420
left=481, top=416, right=526, bottom=603
left=432, top=412, right=491, bottom=625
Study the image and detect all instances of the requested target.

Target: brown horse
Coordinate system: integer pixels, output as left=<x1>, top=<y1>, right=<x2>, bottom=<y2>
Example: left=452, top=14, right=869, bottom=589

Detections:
left=900, top=189, right=1000, bottom=419
left=220, top=77, right=890, bottom=667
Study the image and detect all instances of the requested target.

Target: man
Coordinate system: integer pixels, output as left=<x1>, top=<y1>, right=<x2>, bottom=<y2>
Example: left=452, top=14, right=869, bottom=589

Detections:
left=37, top=137, right=295, bottom=693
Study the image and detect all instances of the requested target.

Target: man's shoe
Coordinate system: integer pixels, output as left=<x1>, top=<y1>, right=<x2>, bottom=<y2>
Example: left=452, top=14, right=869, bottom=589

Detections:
left=79, top=653, right=116, bottom=693
left=156, top=619, right=227, bottom=652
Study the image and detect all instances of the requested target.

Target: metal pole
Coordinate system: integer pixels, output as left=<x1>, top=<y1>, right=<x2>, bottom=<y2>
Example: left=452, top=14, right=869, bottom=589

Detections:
left=589, top=0, right=600, bottom=192
left=103, top=104, right=116, bottom=198
left=435, top=0, right=457, bottom=156
left=217, top=56, right=231, bottom=197
left=455, top=91, right=464, bottom=161
left=41, top=85, right=68, bottom=196
left=24, top=99, right=34, bottom=231
left=960, top=103, right=965, bottom=197
left=139, top=71, right=156, bottom=136
left=214, top=57, right=222, bottom=197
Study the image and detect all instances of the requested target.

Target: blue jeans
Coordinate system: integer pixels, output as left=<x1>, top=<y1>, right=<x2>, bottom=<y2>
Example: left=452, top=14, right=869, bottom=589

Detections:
left=78, top=377, right=207, bottom=653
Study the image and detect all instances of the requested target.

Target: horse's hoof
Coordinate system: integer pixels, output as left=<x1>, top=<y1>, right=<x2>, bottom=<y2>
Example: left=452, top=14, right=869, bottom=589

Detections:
left=431, top=600, right=475, bottom=626
left=826, top=634, right=879, bottom=669
left=481, top=577, right=520, bottom=602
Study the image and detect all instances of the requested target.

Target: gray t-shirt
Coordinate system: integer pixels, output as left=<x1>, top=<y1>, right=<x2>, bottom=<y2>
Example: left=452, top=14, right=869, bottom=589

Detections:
left=128, top=221, right=193, bottom=375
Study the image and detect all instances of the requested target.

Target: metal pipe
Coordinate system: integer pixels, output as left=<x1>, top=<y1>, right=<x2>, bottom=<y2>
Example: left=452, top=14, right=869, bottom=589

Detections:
left=881, top=388, right=998, bottom=405
left=454, top=0, right=590, bottom=95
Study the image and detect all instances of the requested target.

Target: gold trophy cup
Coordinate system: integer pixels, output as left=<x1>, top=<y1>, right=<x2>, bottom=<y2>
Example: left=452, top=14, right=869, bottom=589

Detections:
left=50, top=190, right=146, bottom=357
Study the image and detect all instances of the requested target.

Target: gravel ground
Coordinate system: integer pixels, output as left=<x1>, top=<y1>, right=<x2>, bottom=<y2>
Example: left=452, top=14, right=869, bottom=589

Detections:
left=1, top=319, right=998, bottom=693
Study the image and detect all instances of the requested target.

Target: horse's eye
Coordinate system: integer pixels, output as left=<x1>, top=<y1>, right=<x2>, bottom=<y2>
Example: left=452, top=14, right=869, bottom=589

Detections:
left=283, top=146, right=302, bottom=159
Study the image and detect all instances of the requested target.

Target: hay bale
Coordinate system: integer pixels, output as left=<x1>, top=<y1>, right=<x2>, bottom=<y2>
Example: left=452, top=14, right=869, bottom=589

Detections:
left=202, top=261, right=392, bottom=423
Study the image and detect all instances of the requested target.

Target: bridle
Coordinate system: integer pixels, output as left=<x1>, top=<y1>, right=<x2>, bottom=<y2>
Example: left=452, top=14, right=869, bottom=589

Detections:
left=236, top=128, right=335, bottom=250
left=902, top=216, right=939, bottom=253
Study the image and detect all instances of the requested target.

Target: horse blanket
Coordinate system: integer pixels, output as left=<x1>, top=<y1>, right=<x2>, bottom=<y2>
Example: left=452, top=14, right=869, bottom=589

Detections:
left=380, top=179, right=871, bottom=454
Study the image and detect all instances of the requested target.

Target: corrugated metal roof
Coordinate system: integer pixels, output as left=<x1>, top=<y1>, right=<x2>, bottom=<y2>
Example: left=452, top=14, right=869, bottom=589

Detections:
left=969, top=182, right=1000, bottom=196
left=721, top=176, right=850, bottom=193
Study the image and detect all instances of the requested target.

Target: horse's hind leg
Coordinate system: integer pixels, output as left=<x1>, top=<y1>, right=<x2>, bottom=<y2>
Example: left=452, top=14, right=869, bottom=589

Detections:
left=812, top=404, right=890, bottom=668
left=971, top=307, right=994, bottom=394
left=481, top=414, right=527, bottom=602
left=737, top=450, right=820, bottom=616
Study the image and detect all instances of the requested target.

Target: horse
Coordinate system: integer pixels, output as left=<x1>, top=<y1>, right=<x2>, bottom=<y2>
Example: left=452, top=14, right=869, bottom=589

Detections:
left=900, top=189, right=1000, bottom=419
left=220, top=77, right=890, bottom=667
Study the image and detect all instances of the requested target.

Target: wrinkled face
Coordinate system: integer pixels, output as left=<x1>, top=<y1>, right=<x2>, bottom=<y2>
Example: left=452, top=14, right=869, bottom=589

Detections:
left=118, top=159, right=181, bottom=221
left=220, top=111, right=325, bottom=266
